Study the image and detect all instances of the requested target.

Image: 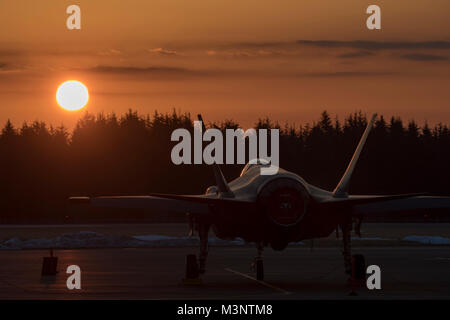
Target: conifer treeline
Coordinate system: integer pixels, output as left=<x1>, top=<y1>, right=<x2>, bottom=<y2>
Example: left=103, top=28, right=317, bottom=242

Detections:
left=1, top=109, right=449, bottom=222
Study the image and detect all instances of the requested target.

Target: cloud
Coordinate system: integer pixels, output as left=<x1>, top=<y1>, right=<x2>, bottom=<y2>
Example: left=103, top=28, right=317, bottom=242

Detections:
left=98, top=49, right=123, bottom=56
left=337, top=51, right=375, bottom=59
left=296, top=71, right=396, bottom=78
left=88, top=65, right=190, bottom=74
left=148, top=48, right=178, bottom=55
left=204, top=48, right=287, bottom=59
left=78, top=64, right=401, bottom=79
left=400, top=53, right=448, bottom=61
left=81, top=64, right=294, bottom=79
left=205, top=41, right=450, bottom=61
left=0, top=49, right=23, bottom=58
left=230, top=42, right=291, bottom=49
left=297, top=40, right=450, bottom=50
left=0, top=62, right=26, bottom=72
left=82, top=65, right=228, bottom=79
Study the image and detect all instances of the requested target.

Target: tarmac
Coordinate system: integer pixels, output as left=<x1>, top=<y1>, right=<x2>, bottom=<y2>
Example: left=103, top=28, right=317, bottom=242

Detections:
left=0, top=246, right=449, bottom=299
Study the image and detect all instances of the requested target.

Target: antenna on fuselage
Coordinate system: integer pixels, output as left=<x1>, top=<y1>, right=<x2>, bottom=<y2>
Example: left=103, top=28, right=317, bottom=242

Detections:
left=197, top=114, right=234, bottom=198
left=333, top=113, right=377, bottom=198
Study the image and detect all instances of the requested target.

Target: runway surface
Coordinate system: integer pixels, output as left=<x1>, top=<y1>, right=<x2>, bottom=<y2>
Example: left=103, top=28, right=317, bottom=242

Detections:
left=0, top=246, right=449, bottom=299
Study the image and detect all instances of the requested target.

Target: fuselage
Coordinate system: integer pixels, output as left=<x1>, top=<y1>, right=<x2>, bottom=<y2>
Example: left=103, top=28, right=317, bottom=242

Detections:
left=209, top=165, right=343, bottom=250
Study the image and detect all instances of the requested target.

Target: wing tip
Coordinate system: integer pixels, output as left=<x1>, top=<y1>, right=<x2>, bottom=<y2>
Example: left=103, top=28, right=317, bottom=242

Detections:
left=68, top=196, right=91, bottom=205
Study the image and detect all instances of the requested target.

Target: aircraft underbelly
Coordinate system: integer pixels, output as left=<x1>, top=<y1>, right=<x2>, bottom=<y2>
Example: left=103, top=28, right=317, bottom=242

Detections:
left=211, top=209, right=337, bottom=246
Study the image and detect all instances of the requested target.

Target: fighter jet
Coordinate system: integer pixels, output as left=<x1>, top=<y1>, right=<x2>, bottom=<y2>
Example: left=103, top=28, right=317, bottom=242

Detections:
left=70, top=114, right=449, bottom=281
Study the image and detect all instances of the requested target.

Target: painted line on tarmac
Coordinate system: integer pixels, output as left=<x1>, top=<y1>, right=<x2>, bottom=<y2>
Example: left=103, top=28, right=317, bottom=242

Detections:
left=224, top=268, right=291, bottom=295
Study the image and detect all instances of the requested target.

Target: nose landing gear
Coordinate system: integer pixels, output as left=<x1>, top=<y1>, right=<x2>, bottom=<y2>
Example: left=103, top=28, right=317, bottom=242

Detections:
left=341, top=221, right=367, bottom=292
left=255, top=258, right=264, bottom=281
left=182, top=222, right=210, bottom=285
left=251, top=242, right=265, bottom=281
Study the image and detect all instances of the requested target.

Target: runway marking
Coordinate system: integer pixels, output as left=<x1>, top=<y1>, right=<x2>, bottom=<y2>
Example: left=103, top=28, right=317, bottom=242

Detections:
left=224, top=268, right=291, bottom=295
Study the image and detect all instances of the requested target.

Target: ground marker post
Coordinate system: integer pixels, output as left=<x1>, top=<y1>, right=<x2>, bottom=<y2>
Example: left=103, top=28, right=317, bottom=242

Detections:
left=41, top=248, right=58, bottom=276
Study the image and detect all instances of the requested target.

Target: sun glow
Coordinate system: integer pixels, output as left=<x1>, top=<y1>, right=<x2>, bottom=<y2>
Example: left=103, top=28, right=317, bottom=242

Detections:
left=56, top=80, right=89, bottom=111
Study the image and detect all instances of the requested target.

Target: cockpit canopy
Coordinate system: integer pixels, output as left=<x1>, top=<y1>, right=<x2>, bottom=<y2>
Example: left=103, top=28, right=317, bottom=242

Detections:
left=240, top=159, right=271, bottom=177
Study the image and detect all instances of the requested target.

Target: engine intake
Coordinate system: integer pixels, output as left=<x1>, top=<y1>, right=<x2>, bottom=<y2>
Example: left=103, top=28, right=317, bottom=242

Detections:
left=258, top=178, right=309, bottom=227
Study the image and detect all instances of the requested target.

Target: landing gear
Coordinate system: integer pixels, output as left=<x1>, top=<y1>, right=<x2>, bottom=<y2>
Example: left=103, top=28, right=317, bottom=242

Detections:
left=185, top=254, right=199, bottom=279
left=252, top=242, right=264, bottom=281
left=256, top=259, right=264, bottom=281
left=182, top=222, right=210, bottom=285
left=341, top=222, right=352, bottom=276
left=198, top=222, right=210, bottom=274
left=351, top=254, right=366, bottom=281
left=341, top=221, right=366, bottom=288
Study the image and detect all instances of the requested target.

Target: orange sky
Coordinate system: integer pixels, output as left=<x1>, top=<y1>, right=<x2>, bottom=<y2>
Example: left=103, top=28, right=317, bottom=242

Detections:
left=0, top=0, right=449, bottom=129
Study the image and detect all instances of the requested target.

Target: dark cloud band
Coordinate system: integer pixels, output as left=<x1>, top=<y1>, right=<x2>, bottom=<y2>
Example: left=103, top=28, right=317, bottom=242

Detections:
left=400, top=53, right=448, bottom=61
left=297, top=40, right=450, bottom=50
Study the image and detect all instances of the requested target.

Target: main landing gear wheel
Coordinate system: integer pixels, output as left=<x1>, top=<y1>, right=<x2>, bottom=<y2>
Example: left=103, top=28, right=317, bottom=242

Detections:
left=351, top=254, right=366, bottom=281
left=253, top=242, right=264, bottom=281
left=255, top=258, right=264, bottom=281
left=182, top=254, right=203, bottom=285
left=185, top=254, right=199, bottom=279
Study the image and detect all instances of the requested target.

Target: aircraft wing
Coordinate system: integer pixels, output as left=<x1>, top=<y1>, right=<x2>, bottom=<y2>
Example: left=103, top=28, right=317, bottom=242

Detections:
left=69, top=195, right=210, bottom=216
left=147, top=192, right=255, bottom=205
left=353, top=196, right=450, bottom=218
left=317, top=194, right=450, bottom=221
left=319, top=193, right=428, bottom=207
left=322, top=113, right=450, bottom=220
left=69, top=193, right=257, bottom=215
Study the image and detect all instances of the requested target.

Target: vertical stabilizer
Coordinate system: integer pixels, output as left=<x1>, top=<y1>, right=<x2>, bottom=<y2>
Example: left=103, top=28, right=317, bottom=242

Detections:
left=333, top=113, right=377, bottom=198
left=197, top=114, right=234, bottom=198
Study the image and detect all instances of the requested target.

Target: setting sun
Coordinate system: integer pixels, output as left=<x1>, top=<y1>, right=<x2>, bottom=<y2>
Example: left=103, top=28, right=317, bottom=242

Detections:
left=56, top=80, right=89, bottom=111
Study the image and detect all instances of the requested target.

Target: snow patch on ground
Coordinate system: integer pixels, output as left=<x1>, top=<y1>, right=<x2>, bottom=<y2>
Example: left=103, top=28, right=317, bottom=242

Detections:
left=1, top=232, right=449, bottom=250
left=403, top=236, right=450, bottom=245
left=132, top=234, right=246, bottom=246
left=352, top=237, right=391, bottom=241
left=0, top=232, right=246, bottom=250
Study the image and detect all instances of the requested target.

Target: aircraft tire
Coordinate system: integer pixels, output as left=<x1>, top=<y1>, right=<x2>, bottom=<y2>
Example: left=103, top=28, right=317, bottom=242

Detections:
left=351, top=254, right=366, bottom=281
left=185, top=254, right=199, bottom=279
left=256, top=258, right=264, bottom=281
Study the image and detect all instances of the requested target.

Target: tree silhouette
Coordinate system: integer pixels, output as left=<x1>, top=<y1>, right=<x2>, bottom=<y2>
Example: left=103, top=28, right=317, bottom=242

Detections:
left=0, top=110, right=449, bottom=223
